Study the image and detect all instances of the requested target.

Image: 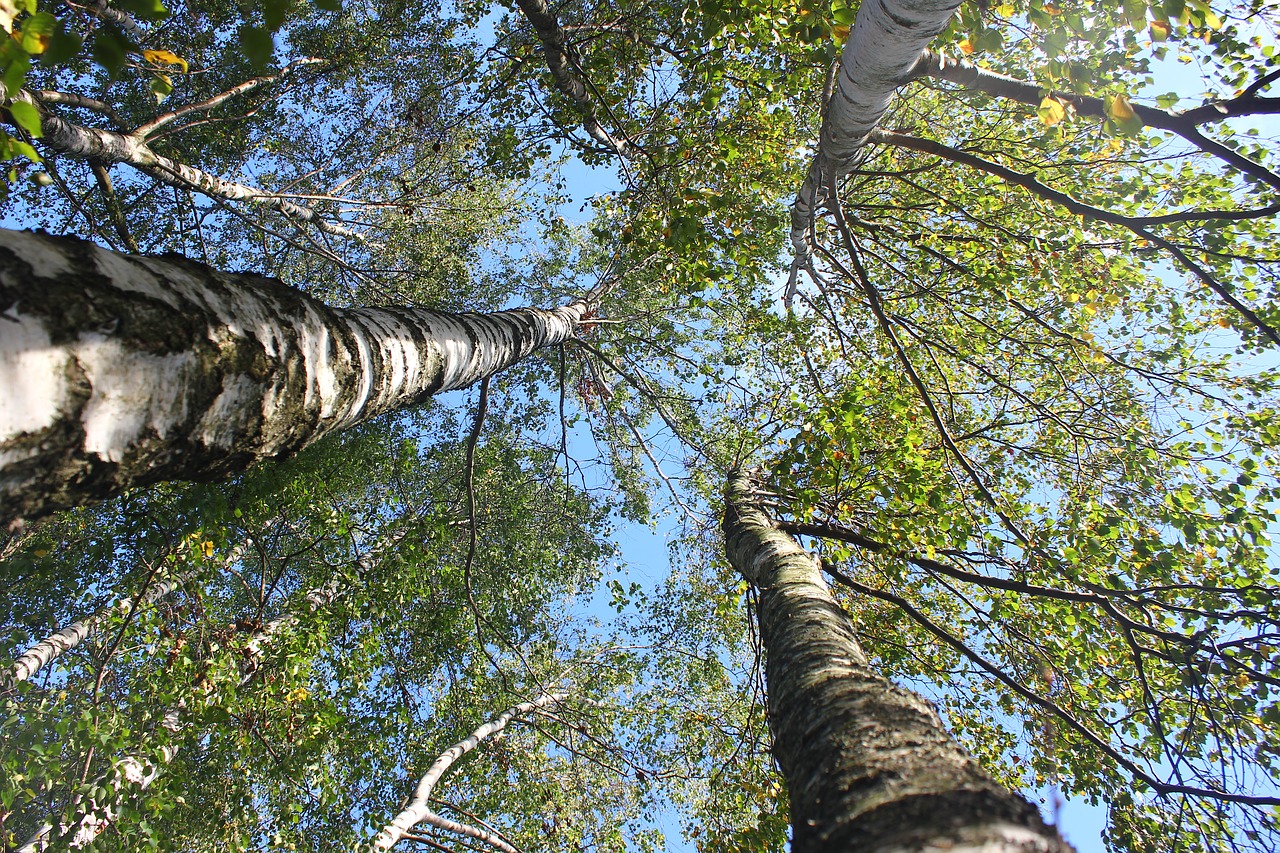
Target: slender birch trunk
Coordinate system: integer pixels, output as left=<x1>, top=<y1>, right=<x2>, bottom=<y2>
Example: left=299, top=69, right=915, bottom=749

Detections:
left=722, top=471, right=1073, bottom=853
left=4, top=539, right=250, bottom=686
left=19, top=528, right=405, bottom=850
left=789, top=0, right=961, bottom=286
left=0, top=229, right=597, bottom=526
left=371, top=692, right=565, bottom=851
left=15, top=708, right=182, bottom=853
left=513, top=0, right=640, bottom=158
left=17, top=86, right=366, bottom=243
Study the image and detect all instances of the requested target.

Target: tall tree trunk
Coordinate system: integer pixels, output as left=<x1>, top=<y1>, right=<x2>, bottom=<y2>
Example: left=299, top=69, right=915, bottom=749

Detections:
left=789, top=0, right=962, bottom=287
left=722, top=470, right=1073, bottom=853
left=0, top=229, right=597, bottom=526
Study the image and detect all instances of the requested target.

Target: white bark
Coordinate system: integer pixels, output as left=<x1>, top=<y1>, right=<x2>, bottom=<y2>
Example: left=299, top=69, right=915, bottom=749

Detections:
left=15, top=709, right=181, bottom=853
left=83, top=1, right=147, bottom=42
left=5, top=540, right=250, bottom=685
left=0, top=229, right=597, bottom=524
left=370, top=692, right=566, bottom=851
left=18, top=91, right=367, bottom=243
left=788, top=0, right=962, bottom=298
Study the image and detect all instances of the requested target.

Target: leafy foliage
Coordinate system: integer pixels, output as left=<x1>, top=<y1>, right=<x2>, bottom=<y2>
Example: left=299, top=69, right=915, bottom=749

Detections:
left=4, top=0, right=1280, bottom=851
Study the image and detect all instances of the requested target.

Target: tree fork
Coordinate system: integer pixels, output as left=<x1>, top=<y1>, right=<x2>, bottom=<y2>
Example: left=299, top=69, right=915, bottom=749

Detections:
left=0, top=229, right=597, bottom=526
left=722, top=470, right=1073, bottom=853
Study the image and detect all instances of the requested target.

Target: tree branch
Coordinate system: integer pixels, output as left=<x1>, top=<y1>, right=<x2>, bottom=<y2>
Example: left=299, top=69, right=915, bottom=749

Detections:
left=912, top=51, right=1280, bottom=192
left=132, top=57, right=327, bottom=140
left=868, top=129, right=1280, bottom=346
left=370, top=693, right=565, bottom=851
left=512, top=0, right=641, bottom=159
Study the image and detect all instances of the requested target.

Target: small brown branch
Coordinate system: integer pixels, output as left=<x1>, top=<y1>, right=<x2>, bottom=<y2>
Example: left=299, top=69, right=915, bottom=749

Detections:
left=90, top=161, right=141, bottom=252
left=869, top=129, right=1280, bottom=347
left=133, top=57, right=327, bottom=140
left=821, top=562, right=1280, bottom=807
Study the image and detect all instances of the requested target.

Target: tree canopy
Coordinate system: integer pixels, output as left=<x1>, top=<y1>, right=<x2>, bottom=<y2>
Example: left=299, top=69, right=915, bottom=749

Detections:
left=3, top=1, right=1280, bottom=852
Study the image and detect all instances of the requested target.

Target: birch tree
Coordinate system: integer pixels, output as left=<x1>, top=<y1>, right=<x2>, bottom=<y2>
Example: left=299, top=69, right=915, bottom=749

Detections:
left=0, top=228, right=601, bottom=526
left=3, top=0, right=1280, bottom=852
left=724, top=470, right=1073, bottom=853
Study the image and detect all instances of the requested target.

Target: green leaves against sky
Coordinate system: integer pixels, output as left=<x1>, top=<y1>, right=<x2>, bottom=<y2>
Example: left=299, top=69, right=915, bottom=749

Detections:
left=3, top=1, right=1280, bottom=851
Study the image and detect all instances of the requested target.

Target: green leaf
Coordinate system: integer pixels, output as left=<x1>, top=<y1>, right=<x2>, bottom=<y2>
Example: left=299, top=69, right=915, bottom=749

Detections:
left=1123, top=0, right=1148, bottom=28
left=90, top=27, right=128, bottom=77
left=150, top=74, right=173, bottom=103
left=17, top=11, right=55, bottom=54
left=0, top=129, right=38, bottom=163
left=263, top=0, right=292, bottom=31
left=117, top=0, right=168, bottom=21
left=2, top=52, right=29, bottom=98
left=39, top=22, right=82, bottom=66
left=7, top=100, right=40, bottom=138
left=237, top=24, right=274, bottom=68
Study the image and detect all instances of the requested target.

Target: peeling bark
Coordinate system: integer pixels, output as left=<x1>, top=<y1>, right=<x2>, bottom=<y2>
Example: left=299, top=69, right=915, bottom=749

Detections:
left=723, top=470, right=1073, bottom=853
left=0, top=230, right=595, bottom=526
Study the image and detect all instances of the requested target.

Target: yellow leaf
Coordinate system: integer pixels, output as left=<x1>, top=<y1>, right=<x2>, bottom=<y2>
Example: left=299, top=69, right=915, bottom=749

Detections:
left=1216, top=317, right=1232, bottom=329
left=1038, top=95, right=1066, bottom=126
left=958, top=38, right=975, bottom=55
left=1043, top=2, right=1062, bottom=14
left=21, top=29, right=49, bottom=55
left=833, top=24, right=850, bottom=40
left=1107, top=94, right=1137, bottom=121
left=202, top=540, right=214, bottom=558
left=143, top=49, right=189, bottom=73
left=1236, top=672, right=1251, bottom=688
left=1203, top=10, right=1223, bottom=30
left=1150, top=19, right=1171, bottom=41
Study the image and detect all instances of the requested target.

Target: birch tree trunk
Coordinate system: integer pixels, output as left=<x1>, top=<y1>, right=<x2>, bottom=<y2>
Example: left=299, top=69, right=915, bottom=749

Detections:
left=5, top=539, right=250, bottom=685
left=790, top=0, right=962, bottom=277
left=370, top=692, right=566, bottom=851
left=722, top=470, right=1073, bottom=853
left=0, top=229, right=596, bottom=526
